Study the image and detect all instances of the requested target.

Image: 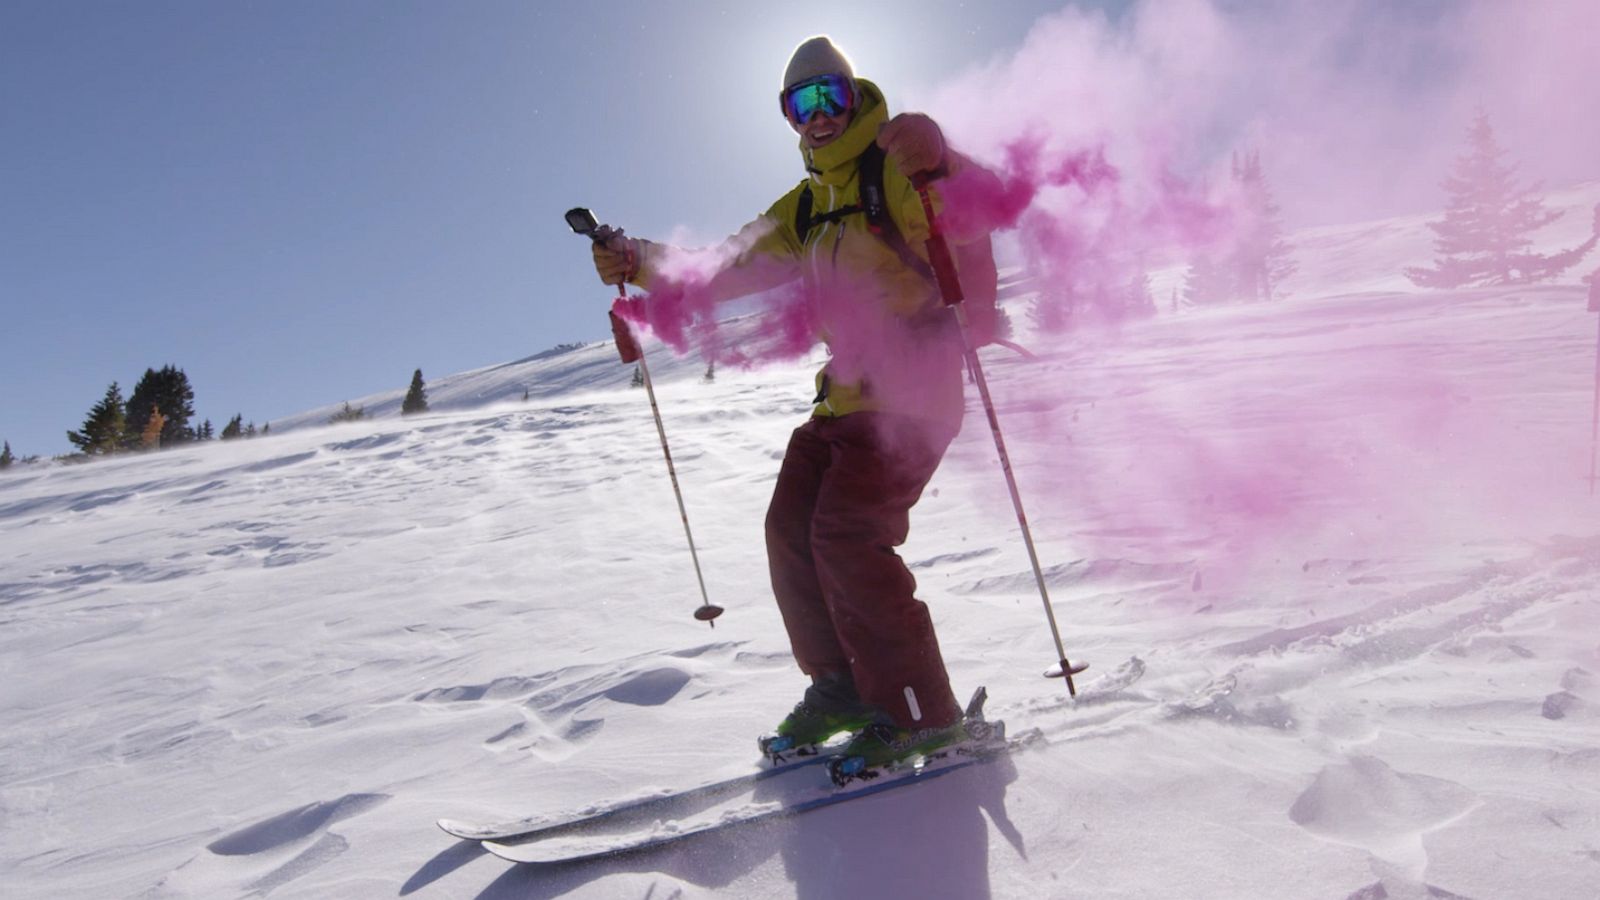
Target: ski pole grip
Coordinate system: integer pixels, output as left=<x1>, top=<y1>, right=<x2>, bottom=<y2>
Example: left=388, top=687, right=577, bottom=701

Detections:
left=913, top=184, right=965, bottom=308
left=610, top=311, right=643, bottom=364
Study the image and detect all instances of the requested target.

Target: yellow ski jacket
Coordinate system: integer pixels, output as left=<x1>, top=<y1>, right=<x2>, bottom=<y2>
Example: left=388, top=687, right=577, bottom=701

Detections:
left=630, top=79, right=989, bottom=422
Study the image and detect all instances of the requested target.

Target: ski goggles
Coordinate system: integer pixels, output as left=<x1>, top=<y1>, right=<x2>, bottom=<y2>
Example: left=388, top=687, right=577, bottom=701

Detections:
left=780, top=74, right=855, bottom=125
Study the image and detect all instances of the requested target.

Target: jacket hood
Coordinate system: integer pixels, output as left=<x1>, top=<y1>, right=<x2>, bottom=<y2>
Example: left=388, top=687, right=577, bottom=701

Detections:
left=801, top=79, right=889, bottom=186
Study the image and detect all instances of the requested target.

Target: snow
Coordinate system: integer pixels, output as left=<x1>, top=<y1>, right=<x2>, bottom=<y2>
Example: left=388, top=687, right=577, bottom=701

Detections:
left=4, top=189, right=1600, bottom=899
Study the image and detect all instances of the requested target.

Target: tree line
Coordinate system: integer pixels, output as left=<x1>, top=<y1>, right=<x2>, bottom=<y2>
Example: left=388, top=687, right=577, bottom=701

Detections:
left=327, top=369, right=430, bottom=422
left=1023, top=144, right=1297, bottom=328
left=1181, top=149, right=1298, bottom=307
left=1181, top=111, right=1595, bottom=307
left=63, top=365, right=270, bottom=457
left=0, top=367, right=437, bottom=469
left=1025, top=109, right=1595, bottom=327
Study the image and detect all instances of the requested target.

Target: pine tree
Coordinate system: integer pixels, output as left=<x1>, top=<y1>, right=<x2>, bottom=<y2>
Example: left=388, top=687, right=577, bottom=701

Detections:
left=1122, top=270, right=1157, bottom=317
left=402, top=369, right=429, bottom=415
left=1230, top=151, right=1297, bottom=301
left=1183, top=254, right=1232, bottom=306
left=630, top=366, right=644, bottom=388
left=67, top=382, right=128, bottom=455
left=1028, top=290, right=1072, bottom=334
left=124, top=365, right=196, bottom=450
left=329, top=402, right=367, bottom=423
left=992, top=305, right=1016, bottom=342
left=1406, top=112, right=1597, bottom=288
left=245, top=422, right=257, bottom=437
left=702, top=361, right=716, bottom=383
left=0, top=441, right=13, bottom=469
left=262, top=423, right=270, bottom=436
left=198, top=419, right=214, bottom=441
left=221, top=414, right=243, bottom=440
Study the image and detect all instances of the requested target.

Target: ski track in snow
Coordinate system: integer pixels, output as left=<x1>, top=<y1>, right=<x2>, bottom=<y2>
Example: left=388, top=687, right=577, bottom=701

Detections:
left=4, top=189, right=1600, bottom=898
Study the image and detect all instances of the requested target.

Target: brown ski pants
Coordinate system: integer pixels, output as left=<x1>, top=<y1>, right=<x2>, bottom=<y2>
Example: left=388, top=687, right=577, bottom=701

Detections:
left=765, top=412, right=961, bottom=729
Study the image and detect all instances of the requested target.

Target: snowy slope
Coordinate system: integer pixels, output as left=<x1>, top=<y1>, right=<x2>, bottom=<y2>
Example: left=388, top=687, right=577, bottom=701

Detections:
left=3, top=192, right=1600, bottom=899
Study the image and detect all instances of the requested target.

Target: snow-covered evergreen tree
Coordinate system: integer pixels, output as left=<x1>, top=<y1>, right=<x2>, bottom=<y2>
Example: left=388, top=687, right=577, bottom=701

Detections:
left=1406, top=112, right=1596, bottom=288
left=0, top=441, right=13, bottom=469
left=1230, top=151, right=1297, bottom=302
left=1182, top=151, right=1296, bottom=306
left=1122, top=269, right=1157, bottom=318
left=991, top=304, right=1016, bottom=342
left=1028, top=291, right=1071, bottom=333
left=1183, top=254, right=1231, bottom=306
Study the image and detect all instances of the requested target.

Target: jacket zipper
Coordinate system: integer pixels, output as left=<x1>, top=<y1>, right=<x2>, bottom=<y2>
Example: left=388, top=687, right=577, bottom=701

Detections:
left=808, top=182, right=837, bottom=286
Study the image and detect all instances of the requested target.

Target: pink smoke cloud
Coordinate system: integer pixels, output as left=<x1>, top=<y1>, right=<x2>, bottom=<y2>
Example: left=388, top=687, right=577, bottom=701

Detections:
left=907, top=0, right=1600, bottom=577
left=611, top=1, right=1600, bottom=584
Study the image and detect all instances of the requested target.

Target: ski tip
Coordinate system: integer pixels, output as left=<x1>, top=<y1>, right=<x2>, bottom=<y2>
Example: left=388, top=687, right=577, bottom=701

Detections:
left=436, top=818, right=482, bottom=841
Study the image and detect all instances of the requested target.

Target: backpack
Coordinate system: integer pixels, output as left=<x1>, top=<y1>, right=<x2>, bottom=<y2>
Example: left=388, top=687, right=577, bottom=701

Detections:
left=794, top=143, right=1000, bottom=346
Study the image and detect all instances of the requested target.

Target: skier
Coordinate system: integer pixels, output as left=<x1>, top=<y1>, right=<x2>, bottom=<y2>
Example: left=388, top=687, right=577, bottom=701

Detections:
left=588, top=36, right=999, bottom=770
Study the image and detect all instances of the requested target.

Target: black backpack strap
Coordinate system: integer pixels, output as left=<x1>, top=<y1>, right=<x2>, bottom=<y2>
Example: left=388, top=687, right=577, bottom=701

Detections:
left=795, top=183, right=814, bottom=244
left=797, top=183, right=865, bottom=244
left=857, top=143, right=935, bottom=283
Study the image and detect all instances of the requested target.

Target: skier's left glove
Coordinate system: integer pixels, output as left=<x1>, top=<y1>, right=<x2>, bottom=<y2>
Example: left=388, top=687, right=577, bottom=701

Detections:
left=591, top=225, right=641, bottom=286
left=877, top=113, right=946, bottom=180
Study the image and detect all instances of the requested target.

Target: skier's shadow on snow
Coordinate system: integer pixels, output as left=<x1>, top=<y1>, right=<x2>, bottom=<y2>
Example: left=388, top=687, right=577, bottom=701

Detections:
left=465, top=757, right=1023, bottom=899
left=779, top=756, right=1022, bottom=900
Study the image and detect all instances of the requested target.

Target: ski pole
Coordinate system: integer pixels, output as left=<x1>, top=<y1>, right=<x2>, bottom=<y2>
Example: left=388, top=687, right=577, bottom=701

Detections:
left=565, top=208, right=724, bottom=627
left=909, top=176, right=1088, bottom=696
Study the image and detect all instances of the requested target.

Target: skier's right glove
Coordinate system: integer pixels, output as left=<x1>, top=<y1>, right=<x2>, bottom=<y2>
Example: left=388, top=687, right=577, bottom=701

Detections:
left=591, top=225, right=641, bottom=286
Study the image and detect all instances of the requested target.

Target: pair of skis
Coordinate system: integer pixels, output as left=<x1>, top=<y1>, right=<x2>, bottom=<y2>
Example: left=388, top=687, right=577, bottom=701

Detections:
left=439, top=688, right=1033, bottom=865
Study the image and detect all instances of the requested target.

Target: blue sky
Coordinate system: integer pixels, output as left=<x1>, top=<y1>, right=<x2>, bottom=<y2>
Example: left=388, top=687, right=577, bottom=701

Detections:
left=1, top=0, right=1091, bottom=457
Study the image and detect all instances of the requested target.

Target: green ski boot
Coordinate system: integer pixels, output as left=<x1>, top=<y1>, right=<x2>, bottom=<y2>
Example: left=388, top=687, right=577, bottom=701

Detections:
left=827, top=687, right=1000, bottom=785
left=757, top=674, right=878, bottom=763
